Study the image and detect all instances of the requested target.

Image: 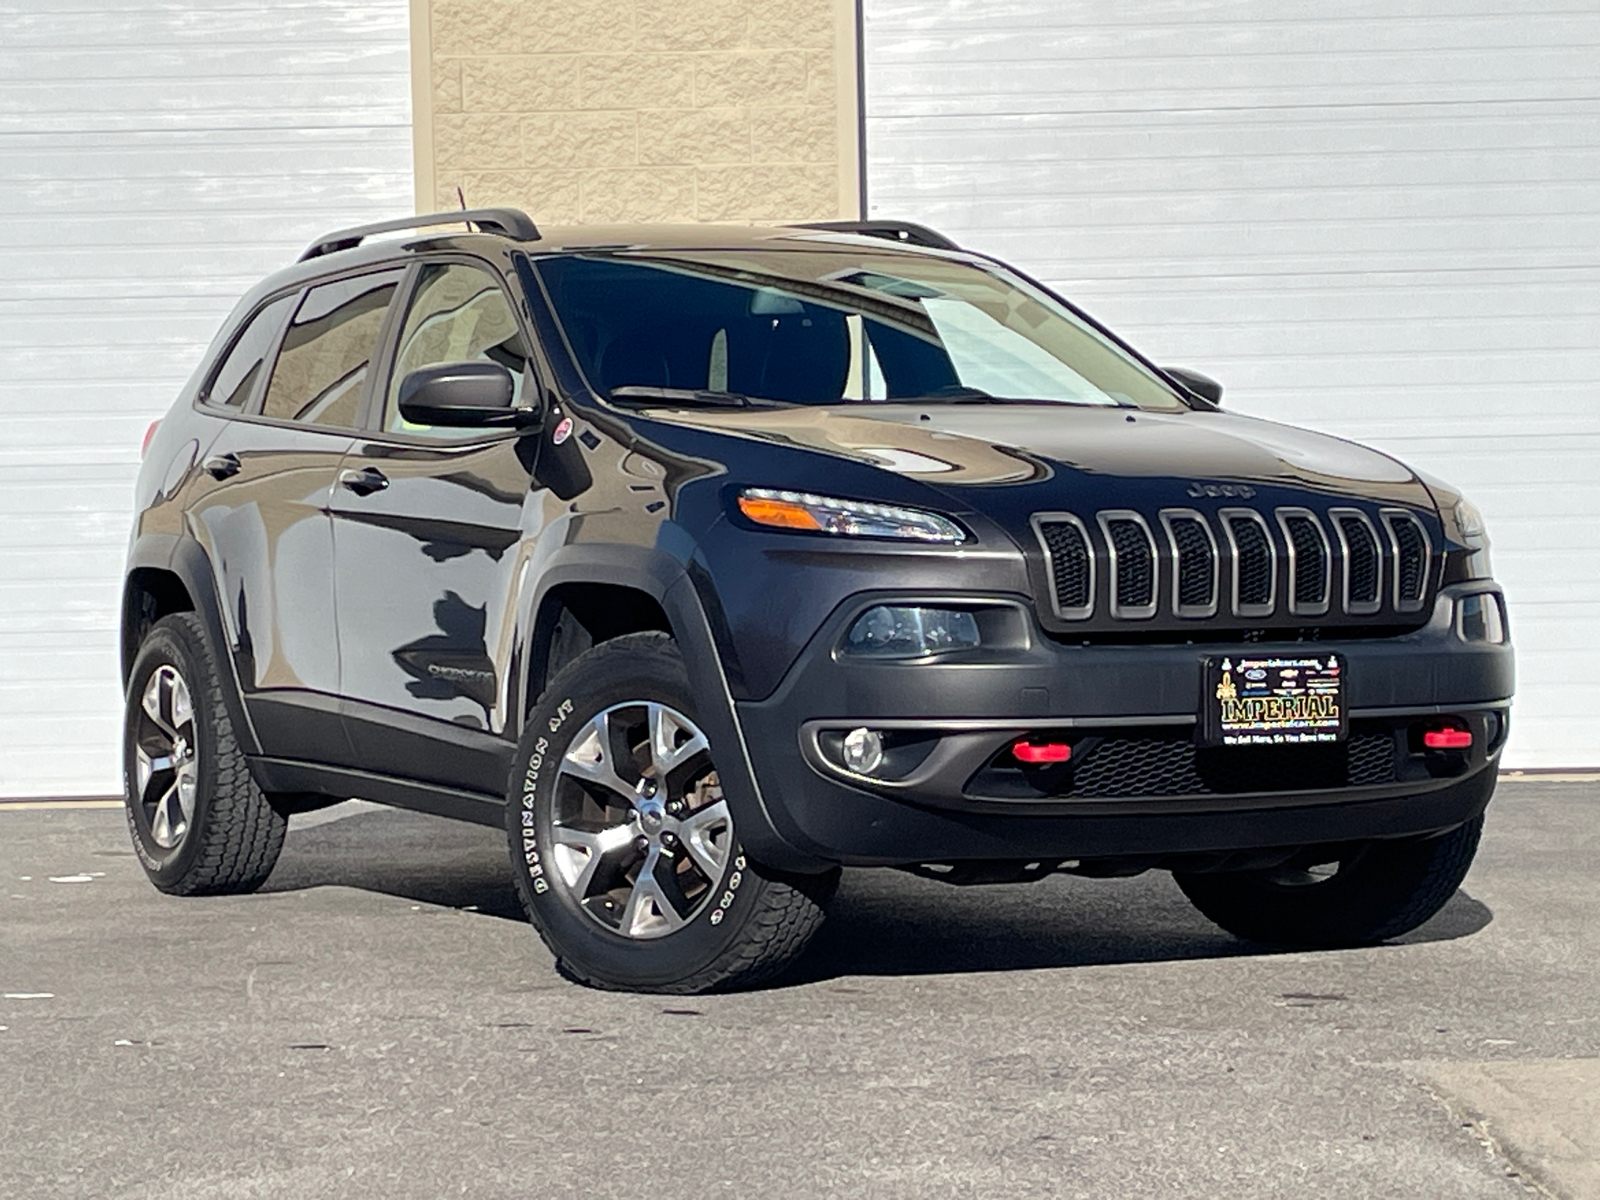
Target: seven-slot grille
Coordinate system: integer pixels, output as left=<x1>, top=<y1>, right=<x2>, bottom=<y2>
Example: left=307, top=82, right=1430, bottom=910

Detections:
left=1033, top=505, right=1431, bottom=623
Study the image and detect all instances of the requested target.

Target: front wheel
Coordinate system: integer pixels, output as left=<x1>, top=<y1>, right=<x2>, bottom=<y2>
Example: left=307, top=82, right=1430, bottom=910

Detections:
left=507, top=632, right=837, bottom=993
left=1174, top=816, right=1484, bottom=947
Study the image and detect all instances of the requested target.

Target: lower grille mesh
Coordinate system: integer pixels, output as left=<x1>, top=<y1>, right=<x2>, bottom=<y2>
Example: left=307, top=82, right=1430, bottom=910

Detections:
left=1062, top=730, right=1397, bottom=798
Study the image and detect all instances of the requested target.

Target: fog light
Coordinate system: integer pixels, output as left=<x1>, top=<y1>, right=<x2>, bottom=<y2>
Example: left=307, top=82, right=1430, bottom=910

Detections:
left=843, top=606, right=980, bottom=659
left=1457, top=592, right=1506, bottom=644
left=842, top=727, right=885, bottom=775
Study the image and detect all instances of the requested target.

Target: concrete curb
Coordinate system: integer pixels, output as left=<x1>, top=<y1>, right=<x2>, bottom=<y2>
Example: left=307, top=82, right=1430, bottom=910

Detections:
left=0, top=798, right=122, bottom=810
left=1411, top=1059, right=1600, bottom=1200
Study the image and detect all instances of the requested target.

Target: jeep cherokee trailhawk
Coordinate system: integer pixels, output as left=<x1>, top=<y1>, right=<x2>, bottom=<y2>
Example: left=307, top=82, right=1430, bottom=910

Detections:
left=122, top=210, right=1512, bottom=992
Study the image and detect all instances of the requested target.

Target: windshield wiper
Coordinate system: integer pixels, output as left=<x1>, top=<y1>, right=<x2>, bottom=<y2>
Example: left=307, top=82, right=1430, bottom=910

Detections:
left=912, top=385, right=1002, bottom=403
left=895, top=385, right=1135, bottom=409
left=607, top=386, right=790, bottom=409
left=893, top=388, right=1052, bottom=406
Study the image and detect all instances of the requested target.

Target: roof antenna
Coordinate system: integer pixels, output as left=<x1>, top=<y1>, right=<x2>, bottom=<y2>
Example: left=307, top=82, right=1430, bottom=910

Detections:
left=456, top=185, right=472, bottom=232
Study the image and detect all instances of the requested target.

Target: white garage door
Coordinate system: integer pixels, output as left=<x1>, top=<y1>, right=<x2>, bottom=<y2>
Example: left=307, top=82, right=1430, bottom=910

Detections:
left=0, top=2, right=413, bottom=797
left=864, top=0, right=1600, bottom=768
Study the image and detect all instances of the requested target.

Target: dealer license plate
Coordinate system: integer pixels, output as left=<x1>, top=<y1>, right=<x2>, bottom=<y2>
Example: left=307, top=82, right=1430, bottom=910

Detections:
left=1201, top=654, right=1346, bottom=747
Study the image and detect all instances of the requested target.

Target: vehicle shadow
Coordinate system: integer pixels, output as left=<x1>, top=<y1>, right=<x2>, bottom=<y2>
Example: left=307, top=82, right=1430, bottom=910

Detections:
left=261, top=806, right=525, bottom=920
left=261, top=805, right=1494, bottom=980
left=785, top=867, right=1493, bottom=984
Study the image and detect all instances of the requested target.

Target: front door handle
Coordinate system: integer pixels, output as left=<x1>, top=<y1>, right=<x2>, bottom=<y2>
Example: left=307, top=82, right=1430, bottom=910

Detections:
left=202, top=453, right=240, bottom=480
left=339, top=466, right=389, bottom=496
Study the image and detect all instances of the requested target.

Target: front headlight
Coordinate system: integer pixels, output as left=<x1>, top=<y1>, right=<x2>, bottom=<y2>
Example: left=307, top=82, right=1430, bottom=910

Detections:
left=736, top=488, right=966, bottom=544
left=1448, top=497, right=1493, bottom=580
left=1419, top=471, right=1493, bottom=582
left=1453, top=497, right=1485, bottom=541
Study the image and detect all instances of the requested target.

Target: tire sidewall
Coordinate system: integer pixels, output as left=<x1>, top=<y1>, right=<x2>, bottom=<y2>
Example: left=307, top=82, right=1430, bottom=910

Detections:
left=507, top=636, right=767, bottom=990
left=123, top=616, right=219, bottom=887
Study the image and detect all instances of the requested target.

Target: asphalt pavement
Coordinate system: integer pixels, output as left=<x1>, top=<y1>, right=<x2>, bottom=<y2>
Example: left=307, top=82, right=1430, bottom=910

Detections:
left=2, top=778, right=1596, bottom=1198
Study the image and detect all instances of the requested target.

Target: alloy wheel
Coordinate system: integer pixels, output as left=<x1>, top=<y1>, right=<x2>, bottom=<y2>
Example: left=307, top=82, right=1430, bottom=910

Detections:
left=549, top=701, right=733, bottom=939
left=133, top=664, right=199, bottom=849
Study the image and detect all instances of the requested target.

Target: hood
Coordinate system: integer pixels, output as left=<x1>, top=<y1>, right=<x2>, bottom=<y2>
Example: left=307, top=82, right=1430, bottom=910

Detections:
left=651, top=403, right=1432, bottom=510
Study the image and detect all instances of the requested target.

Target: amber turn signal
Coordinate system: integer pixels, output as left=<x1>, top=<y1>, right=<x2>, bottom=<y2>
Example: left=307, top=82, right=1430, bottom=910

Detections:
left=737, top=494, right=824, bottom=531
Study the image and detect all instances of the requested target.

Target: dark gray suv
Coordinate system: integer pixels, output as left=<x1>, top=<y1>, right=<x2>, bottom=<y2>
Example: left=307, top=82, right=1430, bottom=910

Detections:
left=122, top=210, right=1512, bottom=992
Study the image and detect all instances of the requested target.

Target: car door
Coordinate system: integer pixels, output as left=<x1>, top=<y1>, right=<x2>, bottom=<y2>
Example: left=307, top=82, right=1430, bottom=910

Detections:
left=187, top=267, right=405, bottom=765
left=329, top=258, right=545, bottom=796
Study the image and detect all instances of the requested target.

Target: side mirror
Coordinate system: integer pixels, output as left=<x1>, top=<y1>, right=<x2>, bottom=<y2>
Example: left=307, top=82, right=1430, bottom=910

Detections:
left=1163, top=366, right=1223, bottom=406
left=397, top=362, right=536, bottom=428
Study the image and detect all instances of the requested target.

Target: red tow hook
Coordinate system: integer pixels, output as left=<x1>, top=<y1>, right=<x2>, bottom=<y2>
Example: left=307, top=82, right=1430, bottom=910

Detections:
left=1422, top=727, right=1473, bottom=750
left=1012, top=739, right=1071, bottom=765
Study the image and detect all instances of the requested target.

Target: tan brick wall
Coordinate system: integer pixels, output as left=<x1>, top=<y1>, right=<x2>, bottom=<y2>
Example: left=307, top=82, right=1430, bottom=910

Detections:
left=409, top=0, right=861, bottom=225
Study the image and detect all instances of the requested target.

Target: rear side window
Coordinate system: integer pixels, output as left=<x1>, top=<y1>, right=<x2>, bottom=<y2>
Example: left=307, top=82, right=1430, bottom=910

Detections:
left=201, top=294, right=294, bottom=410
left=261, top=270, right=404, bottom=428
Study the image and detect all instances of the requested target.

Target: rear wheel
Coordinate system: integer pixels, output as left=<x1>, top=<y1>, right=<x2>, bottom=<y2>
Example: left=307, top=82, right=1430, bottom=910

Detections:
left=1174, top=816, right=1483, bottom=947
left=508, top=632, right=837, bottom=993
left=123, top=613, right=286, bottom=895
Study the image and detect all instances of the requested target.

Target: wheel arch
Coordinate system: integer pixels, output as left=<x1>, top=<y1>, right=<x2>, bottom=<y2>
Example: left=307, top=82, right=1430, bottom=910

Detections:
left=122, top=534, right=262, bottom=756
left=122, top=565, right=194, bottom=686
left=522, top=581, right=673, bottom=716
left=512, top=545, right=825, bottom=873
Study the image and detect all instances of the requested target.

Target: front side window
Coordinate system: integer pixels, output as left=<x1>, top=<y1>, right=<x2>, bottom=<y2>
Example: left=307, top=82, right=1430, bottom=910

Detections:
left=201, top=294, right=294, bottom=410
left=383, top=262, right=530, bottom=439
left=534, top=250, right=1186, bottom=412
left=261, top=270, right=404, bottom=428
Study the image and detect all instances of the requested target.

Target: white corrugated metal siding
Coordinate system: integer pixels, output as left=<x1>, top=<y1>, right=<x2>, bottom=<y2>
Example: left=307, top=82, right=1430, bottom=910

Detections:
left=864, top=0, right=1600, bottom=767
left=0, top=1, right=413, bottom=796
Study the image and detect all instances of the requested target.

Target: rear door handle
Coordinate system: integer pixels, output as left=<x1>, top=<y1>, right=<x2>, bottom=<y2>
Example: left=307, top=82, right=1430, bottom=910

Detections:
left=203, top=453, right=240, bottom=480
left=339, top=466, right=389, bottom=496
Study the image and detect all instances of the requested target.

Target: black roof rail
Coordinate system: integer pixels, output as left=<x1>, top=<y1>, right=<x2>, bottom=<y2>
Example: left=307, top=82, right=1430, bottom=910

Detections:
left=298, top=208, right=541, bottom=262
left=792, top=219, right=960, bottom=251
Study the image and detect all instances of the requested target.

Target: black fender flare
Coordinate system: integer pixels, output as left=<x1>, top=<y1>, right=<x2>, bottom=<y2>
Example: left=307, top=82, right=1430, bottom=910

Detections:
left=123, top=533, right=263, bottom=758
left=511, top=541, right=830, bottom=874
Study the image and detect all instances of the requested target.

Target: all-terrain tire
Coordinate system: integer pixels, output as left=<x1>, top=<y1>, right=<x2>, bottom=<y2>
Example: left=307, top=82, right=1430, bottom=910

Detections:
left=1174, top=816, right=1484, bottom=947
left=507, top=631, right=838, bottom=993
left=123, top=612, right=286, bottom=895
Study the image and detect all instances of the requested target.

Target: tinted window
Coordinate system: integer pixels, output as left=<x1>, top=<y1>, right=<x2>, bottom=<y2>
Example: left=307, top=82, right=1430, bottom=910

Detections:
left=384, top=262, right=530, bottom=439
left=202, top=294, right=294, bottom=410
left=536, top=253, right=1184, bottom=411
left=262, top=270, right=403, bottom=427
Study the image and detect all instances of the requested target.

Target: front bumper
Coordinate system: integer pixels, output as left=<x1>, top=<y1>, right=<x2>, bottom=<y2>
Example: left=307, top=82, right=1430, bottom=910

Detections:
left=732, top=584, right=1512, bottom=868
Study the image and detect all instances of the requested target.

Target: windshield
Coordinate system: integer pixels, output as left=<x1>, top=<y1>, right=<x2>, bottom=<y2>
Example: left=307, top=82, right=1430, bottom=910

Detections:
left=532, top=249, right=1188, bottom=412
